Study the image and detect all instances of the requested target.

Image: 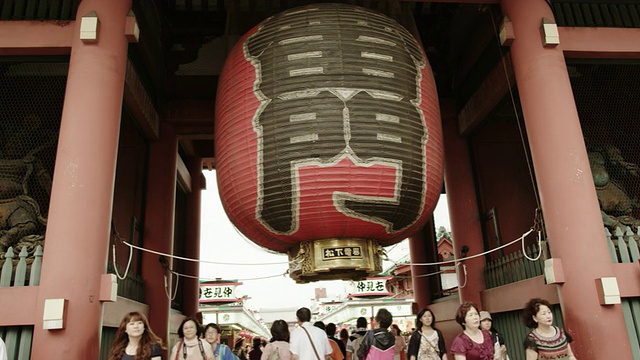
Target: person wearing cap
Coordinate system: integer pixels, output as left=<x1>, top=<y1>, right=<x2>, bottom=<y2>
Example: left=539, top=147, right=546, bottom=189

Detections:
left=478, top=311, right=508, bottom=360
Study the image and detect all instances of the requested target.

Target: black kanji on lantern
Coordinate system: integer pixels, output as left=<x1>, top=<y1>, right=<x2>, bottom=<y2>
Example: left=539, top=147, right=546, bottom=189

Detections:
left=245, top=4, right=428, bottom=235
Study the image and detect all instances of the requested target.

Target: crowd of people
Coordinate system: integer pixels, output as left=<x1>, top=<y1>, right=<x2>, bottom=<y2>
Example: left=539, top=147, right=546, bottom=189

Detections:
left=100, top=298, right=576, bottom=360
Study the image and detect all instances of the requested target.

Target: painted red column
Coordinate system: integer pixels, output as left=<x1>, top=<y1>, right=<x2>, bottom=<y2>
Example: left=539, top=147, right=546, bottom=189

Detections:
left=31, top=0, right=131, bottom=358
left=142, top=122, right=178, bottom=352
left=183, top=156, right=204, bottom=317
left=409, top=220, right=435, bottom=309
left=500, top=0, right=632, bottom=357
left=440, top=100, right=485, bottom=307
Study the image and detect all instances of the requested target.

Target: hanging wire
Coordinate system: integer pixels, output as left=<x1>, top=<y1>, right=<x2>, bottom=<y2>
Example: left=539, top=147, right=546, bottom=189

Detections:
left=523, top=229, right=543, bottom=261
left=158, top=255, right=180, bottom=301
left=111, top=244, right=133, bottom=280
left=168, top=268, right=290, bottom=282
left=407, top=227, right=535, bottom=267
left=118, top=238, right=293, bottom=266
left=113, top=224, right=537, bottom=284
left=164, top=272, right=179, bottom=301
left=458, top=263, right=468, bottom=289
left=111, top=221, right=133, bottom=280
left=393, top=269, right=444, bottom=279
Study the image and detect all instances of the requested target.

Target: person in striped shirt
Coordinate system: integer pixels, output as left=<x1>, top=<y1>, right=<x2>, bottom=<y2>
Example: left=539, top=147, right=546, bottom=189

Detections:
left=522, top=298, right=576, bottom=360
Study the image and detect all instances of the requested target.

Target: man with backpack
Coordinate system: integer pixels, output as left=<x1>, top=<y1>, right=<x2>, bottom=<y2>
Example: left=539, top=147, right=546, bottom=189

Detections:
left=290, top=307, right=332, bottom=360
left=346, top=317, right=368, bottom=360
left=356, top=309, right=395, bottom=360
left=205, top=323, right=238, bottom=360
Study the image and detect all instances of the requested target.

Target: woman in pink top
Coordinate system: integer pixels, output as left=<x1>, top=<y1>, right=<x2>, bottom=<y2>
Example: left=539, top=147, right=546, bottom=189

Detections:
left=390, top=324, right=406, bottom=360
left=169, top=317, right=214, bottom=360
left=262, top=320, right=292, bottom=360
left=450, top=302, right=494, bottom=360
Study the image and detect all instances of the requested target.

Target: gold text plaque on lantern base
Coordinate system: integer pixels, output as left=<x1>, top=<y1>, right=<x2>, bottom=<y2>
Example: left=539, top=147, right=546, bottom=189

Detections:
left=287, top=238, right=383, bottom=283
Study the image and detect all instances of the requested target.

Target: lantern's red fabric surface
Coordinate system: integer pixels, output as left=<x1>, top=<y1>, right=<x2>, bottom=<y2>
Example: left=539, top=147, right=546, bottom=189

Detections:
left=215, top=4, right=443, bottom=253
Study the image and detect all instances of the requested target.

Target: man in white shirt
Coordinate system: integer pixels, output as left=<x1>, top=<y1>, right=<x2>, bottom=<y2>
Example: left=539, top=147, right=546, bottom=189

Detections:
left=0, top=337, right=7, bottom=360
left=290, top=307, right=332, bottom=360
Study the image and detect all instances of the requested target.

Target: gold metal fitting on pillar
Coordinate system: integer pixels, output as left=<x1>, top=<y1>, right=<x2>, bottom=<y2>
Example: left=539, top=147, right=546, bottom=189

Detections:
left=80, top=11, right=99, bottom=43
left=540, top=18, right=559, bottom=47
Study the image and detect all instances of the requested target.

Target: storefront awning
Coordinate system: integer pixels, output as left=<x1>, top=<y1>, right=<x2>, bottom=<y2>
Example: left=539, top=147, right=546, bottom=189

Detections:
left=200, top=303, right=270, bottom=339
left=317, top=298, right=415, bottom=326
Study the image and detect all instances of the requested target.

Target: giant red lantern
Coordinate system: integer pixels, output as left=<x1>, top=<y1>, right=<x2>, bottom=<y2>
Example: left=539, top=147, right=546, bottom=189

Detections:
left=215, top=3, right=443, bottom=283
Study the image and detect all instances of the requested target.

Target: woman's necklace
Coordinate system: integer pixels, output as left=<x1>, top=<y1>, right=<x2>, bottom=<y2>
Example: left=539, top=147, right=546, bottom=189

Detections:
left=535, top=325, right=556, bottom=338
left=464, top=329, right=483, bottom=343
left=126, top=343, right=138, bottom=354
left=422, top=327, right=435, bottom=337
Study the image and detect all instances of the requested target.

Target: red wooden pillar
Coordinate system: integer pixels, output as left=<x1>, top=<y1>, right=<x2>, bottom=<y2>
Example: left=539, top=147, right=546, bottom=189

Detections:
left=440, top=100, right=485, bottom=307
left=183, top=156, right=204, bottom=317
left=409, top=219, right=436, bottom=309
left=142, top=122, right=178, bottom=351
left=501, top=0, right=632, bottom=357
left=31, top=0, right=131, bottom=358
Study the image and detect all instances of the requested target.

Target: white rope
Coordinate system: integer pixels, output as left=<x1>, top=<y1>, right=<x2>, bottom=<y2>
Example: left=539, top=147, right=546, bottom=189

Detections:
left=522, top=230, right=543, bottom=261
left=457, top=263, right=468, bottom=289
left=119, top=227, right=536, bottom=271
left=121, top=239, right=293, bottom=266
left=405, top=228, right=535, bottom=267
left=169, top=269, right=289, bottom=282
left=111, top=244, right=133, bottom=280
left=164, top=272, right=179, bottom=301
left=393, top=270, right=444, bottom=279
left=115, top=224, right=538, bottom=283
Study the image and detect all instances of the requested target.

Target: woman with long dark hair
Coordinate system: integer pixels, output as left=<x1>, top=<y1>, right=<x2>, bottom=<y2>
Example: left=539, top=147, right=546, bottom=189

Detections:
left=407, top=308, right=447, bottom=360
left=108, top=312, right=165, bottom=360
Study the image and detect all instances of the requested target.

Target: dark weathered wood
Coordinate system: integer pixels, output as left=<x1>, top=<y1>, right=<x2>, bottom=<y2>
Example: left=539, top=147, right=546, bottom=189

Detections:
left=572, top=3, right=585, bottom=26
left=563, top=3, right=575, bottom=25
left=24, top=0, right=37, bottom=19
left=36, top=0, right=47, bottom=19
left=1, top=0, right=15, bottom=20
left=12, top=0, right=26, bottom=19
left=581, top=3, right=594, bottom=26
left=49, top=0, right=60, bottom=19
left=629, top=5, right=640, bottom=27
left=591, top=3, right=605, bottom=26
